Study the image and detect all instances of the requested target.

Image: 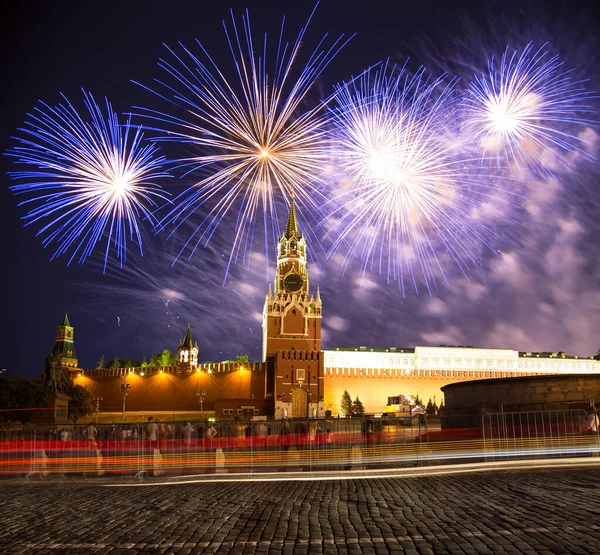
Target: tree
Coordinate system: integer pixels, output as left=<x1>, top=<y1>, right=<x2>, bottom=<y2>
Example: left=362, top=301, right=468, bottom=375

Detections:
left=109, top=357, right=120, bottom=369
left=414, top=393, right=423, bottom=407
left=119, top=358, right=141, bottom=368
left=235, top=354, right=249, bottom=365
left=340, top=390, right=353, bottom=417
left=0, top=375, right=48, bottom=430
left=66, top=383, right=95, bottom=424
left=351, top=397, right=365, bottom=417
left=141, top=355, right=148, bottom=368
left=96, top=354, right=105, bottom=370
left=426, top=398, right=435, bottom=415
left=149, top=350, right=178, bottom=367
left=438, top=400, right=445, bottom=414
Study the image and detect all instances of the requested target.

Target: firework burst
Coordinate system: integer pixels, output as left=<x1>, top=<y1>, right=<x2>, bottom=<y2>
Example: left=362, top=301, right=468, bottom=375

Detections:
left=463, top=41, right=597, bottom=172
left=6, top=91, right=170, bottom=271
left=134, top=6, right=352, bottom=275
left=326, top=63, right=505, bottom=295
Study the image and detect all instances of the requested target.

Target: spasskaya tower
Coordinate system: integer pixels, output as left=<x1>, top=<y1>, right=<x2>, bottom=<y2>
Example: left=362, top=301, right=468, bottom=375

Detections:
left=262, top=195, right=324, bottom=418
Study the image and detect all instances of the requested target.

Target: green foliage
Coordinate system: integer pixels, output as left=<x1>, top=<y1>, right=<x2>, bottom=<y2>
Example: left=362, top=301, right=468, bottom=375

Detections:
left=0, top=375, right=48, bottom=429
left=340, top=390, right=353, bottom=417
left=235, top=354, right=249, bottom=364
left=351, top=397, right=365, bottom=417
left=66, top=383, right=95, bottom=424
left=149, top=349, right=178, bottom=367
left=106, top=357, right=141, bottom=369
left=96, top=354, right=105, bottom=370
left=119, top=358, right=141, bottom=368
left=141, top=355, right=148, bottom=368
left=426, top=398, right=435, bottom=415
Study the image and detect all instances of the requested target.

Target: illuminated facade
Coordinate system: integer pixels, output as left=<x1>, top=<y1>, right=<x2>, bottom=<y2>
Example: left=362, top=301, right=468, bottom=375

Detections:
left=66, top=202, right=600, bottom=417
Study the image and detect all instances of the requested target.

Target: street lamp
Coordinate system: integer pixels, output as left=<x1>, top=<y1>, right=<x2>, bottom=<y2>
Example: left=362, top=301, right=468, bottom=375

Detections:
left=120, top=377, right=131, bottom=423
left=95, top=397, right=103, bottom=424
left=197, top=390, right=206, bottom=415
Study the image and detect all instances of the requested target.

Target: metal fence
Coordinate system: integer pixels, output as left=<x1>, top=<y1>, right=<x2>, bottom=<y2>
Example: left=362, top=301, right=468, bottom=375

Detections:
left=482, top=409, right=600, bottom=461
left=1, top=411, right=599, bottom=478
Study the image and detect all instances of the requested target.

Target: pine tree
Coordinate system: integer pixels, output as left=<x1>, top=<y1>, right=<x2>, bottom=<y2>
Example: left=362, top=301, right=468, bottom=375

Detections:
left=96, top=354, right=104, bottom=370
left=439, top=400, right=445, bottom=414
left=341, top=390, right=353, bottom=417
left=352, top=397, right=365, bottom=417
left=433, top=395, right=439, bottom=415
left=426, top=398, right=435, bottom=415
left=414, top=393, right=423, bottom=407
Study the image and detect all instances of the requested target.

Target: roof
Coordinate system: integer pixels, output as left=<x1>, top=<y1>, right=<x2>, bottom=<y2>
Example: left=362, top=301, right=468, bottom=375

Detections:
left=62, top=312, right=71, bottom=327
left=330, top=346, right=416, bottom=354
left=180, top=324, right=195, bottom=348
left=283, top=194, right=300, bottom=239
left=519, top=351, right=592, bottom=361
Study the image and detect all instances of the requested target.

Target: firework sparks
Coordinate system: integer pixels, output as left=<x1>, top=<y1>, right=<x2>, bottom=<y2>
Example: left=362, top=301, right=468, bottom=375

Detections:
left=6, top=90, right=170, bottom=271
left=134, top=6, right=352, bottom=275
left=326, top=62, right=505, bottom=295
left=463, top=41, right=596, bottom=172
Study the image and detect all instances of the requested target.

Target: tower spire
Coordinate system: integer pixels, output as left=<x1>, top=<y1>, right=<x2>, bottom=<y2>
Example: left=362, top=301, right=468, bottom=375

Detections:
left=62, top=311, right=71, bottom=327
left=180, top=324, right=194, bottom=348
left=284, top=191, right=300, bottom=239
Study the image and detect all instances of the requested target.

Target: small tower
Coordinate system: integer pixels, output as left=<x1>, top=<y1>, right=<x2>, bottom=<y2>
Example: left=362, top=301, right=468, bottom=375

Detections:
left=178, top=324, right=199, bottom=369
left=53, top=312, right=79, bottom=370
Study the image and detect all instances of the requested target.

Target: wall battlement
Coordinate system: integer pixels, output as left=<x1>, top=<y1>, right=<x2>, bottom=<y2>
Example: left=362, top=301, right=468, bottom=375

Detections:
left=74, top=361, right=266, bottom=379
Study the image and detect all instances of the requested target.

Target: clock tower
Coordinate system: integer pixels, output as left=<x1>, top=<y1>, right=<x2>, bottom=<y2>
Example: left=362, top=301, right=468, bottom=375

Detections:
left=262, top=195, right=324, bottom=418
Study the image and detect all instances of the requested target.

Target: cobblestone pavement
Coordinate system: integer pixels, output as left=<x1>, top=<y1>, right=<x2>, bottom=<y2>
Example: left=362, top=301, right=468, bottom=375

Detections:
left=1, top=466, right=600, bottom=554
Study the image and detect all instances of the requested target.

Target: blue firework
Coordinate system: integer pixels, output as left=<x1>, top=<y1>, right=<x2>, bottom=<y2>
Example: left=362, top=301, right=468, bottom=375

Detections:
left=326, top=62, right=506, bottom=295
left=6, top=91, right=170, bottom=271
left=463, top=41, right=597, bottom=172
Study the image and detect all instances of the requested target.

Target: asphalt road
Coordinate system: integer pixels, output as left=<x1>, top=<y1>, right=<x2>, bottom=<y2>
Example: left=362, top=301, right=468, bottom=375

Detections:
left=1, top=465, right=600, bottom=554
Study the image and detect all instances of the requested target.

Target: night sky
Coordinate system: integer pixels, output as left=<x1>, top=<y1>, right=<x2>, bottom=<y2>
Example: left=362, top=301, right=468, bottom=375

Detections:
left=1, top=0, right=598, bottom=380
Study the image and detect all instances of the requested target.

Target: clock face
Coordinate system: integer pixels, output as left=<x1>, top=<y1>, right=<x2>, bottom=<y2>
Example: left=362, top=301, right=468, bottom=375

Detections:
left=283, top=272, right=304, bottom=293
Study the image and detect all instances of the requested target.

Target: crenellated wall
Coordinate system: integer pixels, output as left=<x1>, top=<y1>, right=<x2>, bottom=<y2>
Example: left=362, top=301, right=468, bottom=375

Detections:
left=73, top=363, right=267, bottom=413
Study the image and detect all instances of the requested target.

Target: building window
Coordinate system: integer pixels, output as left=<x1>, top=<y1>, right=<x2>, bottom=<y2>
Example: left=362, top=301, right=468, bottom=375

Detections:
left=431, top=358, right=439, bottom=367
left=443, top=358, right=450, bottom=367
left=487, top=359, right=495, bottom=368
left=421, top=358, right=428, bottom=367
left=453, top=359, right=461, bottom=367
left=507, top=361, right=514, bottom=369
left=296, top=369, right=305, bottom=381
left=465, top=359, right=472, bottom=368
left=475, top=359, right=484, bottom=368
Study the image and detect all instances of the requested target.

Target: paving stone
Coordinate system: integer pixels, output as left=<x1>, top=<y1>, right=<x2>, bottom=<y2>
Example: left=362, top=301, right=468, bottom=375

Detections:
left=2, top=467, right=600, bottom=553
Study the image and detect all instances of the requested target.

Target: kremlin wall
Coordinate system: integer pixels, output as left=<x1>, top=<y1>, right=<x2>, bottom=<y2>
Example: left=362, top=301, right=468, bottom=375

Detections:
left=51, top=199, right=600, bottom=418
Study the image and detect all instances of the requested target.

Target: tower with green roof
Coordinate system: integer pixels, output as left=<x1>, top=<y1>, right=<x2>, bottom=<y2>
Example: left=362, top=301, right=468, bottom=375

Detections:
left=52, top=312, right=79, bottom=370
